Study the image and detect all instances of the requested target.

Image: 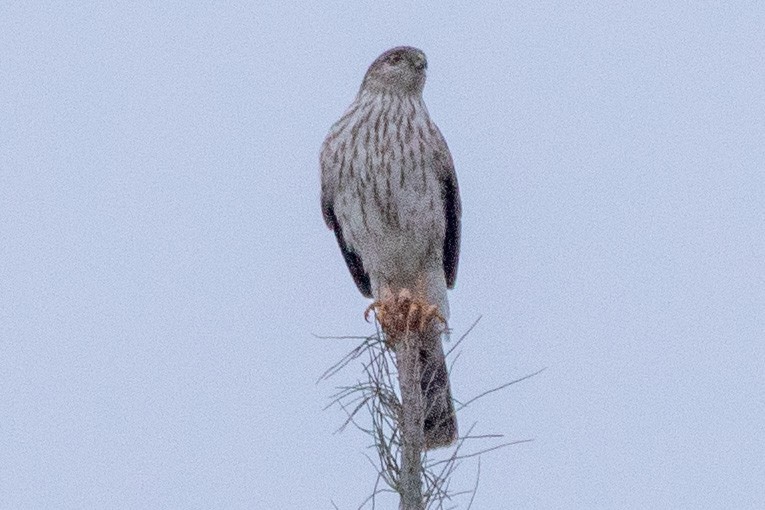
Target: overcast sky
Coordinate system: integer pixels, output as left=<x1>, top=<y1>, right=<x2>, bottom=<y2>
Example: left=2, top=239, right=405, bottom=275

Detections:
left=2, top=2, right=763, bottom=509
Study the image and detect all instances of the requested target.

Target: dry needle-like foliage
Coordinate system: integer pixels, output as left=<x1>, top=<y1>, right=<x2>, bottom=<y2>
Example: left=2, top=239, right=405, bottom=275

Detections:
left=319, top=318, right=544, bottom=509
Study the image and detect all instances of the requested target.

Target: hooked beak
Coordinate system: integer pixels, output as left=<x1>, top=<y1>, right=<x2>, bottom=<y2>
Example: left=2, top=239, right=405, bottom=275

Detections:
left=412, top=52, right=427, bottom=71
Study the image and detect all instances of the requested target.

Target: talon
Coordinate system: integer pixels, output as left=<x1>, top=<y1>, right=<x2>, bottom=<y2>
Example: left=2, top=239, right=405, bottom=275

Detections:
left=417, top=304, right=434, bottom=332
left=406, top=302, right=421, bottom=333
left=364, top=289, right=448, bottom=342
left=364, top=298, right=399, bottom=340
left=365, top=300, right=390, bottom=328
left=432, top=308, right=448, bottom=332
left=364, top=302, right=378, bottom=323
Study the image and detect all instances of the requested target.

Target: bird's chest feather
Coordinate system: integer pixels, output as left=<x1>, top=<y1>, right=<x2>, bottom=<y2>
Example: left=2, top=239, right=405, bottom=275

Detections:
left=337, top=140, right=444, bottom=247
left=325, top=95, right=447, bottom=274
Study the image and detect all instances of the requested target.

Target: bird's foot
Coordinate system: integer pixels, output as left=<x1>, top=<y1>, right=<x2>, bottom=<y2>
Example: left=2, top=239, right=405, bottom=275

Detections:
left=364, top=298, right=395, bottom=331
left=365, top=289, right=446, bottom=345
left=397, top=289, right=446, bottom=334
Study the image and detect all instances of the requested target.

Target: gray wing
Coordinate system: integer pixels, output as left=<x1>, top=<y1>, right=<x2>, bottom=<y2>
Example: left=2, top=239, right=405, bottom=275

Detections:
left=434, top=140, right=461, bottom=289
left=321, top=147, right=373, bottom=298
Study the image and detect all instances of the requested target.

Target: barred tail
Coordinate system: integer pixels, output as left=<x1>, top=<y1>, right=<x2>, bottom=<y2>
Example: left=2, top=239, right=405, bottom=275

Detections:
left=420, top=334, right=457, bottom=449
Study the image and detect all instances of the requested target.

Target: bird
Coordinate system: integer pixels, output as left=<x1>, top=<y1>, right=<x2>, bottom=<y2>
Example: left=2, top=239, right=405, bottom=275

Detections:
left=320, top=46, right=461, bottom=449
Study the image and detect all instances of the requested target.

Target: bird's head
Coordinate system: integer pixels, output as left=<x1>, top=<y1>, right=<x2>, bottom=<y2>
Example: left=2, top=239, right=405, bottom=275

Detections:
left=360, top=46, right=428, bottom=96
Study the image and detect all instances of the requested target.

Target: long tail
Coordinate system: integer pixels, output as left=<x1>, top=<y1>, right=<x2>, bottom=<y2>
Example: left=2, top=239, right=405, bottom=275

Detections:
left=420, top=330, right=457, bottom=449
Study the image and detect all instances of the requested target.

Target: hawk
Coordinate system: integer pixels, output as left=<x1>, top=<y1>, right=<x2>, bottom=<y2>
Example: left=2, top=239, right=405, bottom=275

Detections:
left=320, top=46, right=461, bottom=449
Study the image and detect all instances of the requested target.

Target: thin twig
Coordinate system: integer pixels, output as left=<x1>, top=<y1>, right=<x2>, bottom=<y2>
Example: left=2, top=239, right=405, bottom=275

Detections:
left=456, top=367, right=546, bottom=411
left=320, top=315, right=538, bottom=509
left=466, top=459, right=480, bottom=510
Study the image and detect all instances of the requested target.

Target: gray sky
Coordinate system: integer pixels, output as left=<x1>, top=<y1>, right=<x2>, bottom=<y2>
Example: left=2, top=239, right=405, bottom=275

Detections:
left=2, top=2, right=763, bottom=509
